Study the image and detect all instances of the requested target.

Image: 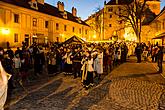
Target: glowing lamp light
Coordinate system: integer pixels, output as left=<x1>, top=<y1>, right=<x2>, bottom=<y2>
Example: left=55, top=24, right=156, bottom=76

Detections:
left=93, top=34, right=96, bottom=39
left=2, top=29, right=10, bottom=35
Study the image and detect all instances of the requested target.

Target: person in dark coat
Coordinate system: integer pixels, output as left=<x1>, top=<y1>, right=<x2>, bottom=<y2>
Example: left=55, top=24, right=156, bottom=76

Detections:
left=6, top=47, right=14, bottom=59
left=15, top=47, right=23, bottom=60
left=33, top=46, right=41, bottom=76
left=135, top=43, right=142, bottom=63
left=72, top=48, right=82, bottom=79
left=2, top=53, right=14, bottom=90
left=157, top=46, right=163, bottom=73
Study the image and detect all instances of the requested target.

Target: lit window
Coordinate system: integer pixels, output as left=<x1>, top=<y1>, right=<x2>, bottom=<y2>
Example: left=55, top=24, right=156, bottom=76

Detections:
left=45, top=21, right=48, bottom=28
left=64, top=25, right=67, bottom=31
left=14, top=14, right=19, bottom=23
left=14, top=33, right=18, bottom=42
left=56, top=23, right=59, bottom=30
left=33, top=18, right=37, bottom=27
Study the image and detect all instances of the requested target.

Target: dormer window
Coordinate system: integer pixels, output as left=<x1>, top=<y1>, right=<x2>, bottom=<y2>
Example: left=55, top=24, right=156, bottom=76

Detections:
left=61, top=11, right=67, bottom=19
left=76, top=17, right=82, bottom=23
left=29, top=1, right=38, bottom=10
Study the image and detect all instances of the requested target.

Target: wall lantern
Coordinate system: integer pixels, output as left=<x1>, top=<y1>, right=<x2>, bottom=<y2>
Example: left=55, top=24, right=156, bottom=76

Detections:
left=2, top=29, right=10, bottom=35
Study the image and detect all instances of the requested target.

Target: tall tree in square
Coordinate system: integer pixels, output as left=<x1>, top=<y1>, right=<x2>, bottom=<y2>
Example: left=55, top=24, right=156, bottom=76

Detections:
left=115, top=0, right=154, bottom=43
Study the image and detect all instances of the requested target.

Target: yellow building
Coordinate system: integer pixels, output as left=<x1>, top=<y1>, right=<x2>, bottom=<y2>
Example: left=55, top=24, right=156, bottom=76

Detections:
left=0, top=0, right=90, bottom=48
left=85, top=0, right=161, bottom=42
left=146, top=7, right=165, bottom=45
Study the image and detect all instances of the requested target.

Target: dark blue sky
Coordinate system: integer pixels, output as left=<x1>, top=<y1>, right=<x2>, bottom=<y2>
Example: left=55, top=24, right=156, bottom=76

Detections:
left=45, top=0, right=165, bottom=20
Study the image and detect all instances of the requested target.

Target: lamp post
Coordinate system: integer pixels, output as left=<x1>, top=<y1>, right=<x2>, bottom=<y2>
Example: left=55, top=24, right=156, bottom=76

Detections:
left=1, top=28, right=10, bottom=48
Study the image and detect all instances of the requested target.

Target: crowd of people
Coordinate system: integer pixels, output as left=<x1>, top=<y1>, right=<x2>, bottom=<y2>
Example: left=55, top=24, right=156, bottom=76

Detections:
left=0, top=40, right=164, bottom=110
left=0, top=41, right=163, bottom=91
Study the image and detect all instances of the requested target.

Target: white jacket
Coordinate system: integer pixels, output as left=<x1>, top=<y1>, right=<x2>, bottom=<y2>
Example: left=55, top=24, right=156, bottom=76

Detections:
left=13, top=57, right=21, bottom=69
left=0, top=62, right=8, bottom=110
left=63, top=53, right=72, bottom=64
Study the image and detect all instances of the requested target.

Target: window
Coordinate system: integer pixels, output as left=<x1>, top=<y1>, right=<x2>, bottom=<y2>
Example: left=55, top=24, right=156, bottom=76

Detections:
left=109, top=24, right=112, bottom=27
left=85, top=30, right=88, bottom=35
left=33, top=3, right=37, bottom=8
left=119, top=21, right=122, bottom=24
left=73, top=27, right=75, bottom=32
left=108, top=7, right=113, bottom=12
left=14, top=14, right=19, bottom=23
left=56, top=23, right=59, bottom=30
left=118, top=7, right=121, bottom=13
left=79, top=28, right=81, bottom=34
left=163, top=20, right=165, bottom=29
left=109, top=14, right=112, bottom=18
left=14, top=33, right=18, bottom=42
left=45, top=21, right=48, bottom=28
left=33, top=18, right=37, bottom=27
left=64, top=25, right=67, bottom=31
left=119, top=15, right=122, bottom=18
left=56, top=37, right=59, bottom=42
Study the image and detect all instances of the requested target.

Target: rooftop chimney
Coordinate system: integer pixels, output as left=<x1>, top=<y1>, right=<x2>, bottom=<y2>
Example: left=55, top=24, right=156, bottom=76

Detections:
left=37, top=0, right=44, bottom=5
left=72, top=7, right=77, bottom=17
left=104, top=1, right=106, bottom=5
left=57, top=1, right=64, bottom=12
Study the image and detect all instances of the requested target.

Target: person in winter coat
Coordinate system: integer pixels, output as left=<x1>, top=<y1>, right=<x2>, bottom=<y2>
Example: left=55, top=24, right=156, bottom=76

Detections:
left=81, top=51, right=94, bottom=89
left=95, top=49, right=103, bottom=80
left=135, top=43, right=142, bottom=63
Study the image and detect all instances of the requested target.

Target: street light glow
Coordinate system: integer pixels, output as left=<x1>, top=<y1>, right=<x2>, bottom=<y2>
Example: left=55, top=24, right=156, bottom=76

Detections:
left=93, top=34, right=96, bottom=39
left=2, top=29, right=10, bottom=35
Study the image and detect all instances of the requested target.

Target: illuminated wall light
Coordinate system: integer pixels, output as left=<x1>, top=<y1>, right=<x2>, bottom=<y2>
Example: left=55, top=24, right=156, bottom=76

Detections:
left=93, top=34, right=96, bottom=38
left=2, top=29, right=10, bottom=35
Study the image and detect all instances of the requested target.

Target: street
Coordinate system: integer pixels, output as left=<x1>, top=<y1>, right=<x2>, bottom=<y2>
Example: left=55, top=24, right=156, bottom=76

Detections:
left=5, top=57, right=165, bottom=110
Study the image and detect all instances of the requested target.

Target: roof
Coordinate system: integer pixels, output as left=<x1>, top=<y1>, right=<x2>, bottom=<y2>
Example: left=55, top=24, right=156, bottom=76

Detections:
left=146, top=6, right=165, bottom=25
left=85, top=9, right=103, bottom=22
left=0, top=0, right=89, bottom=26
left=142, top=8, right=157, bottom=25
left=152, top=32, right=165, bottom=39
left=63, top=35, right=86, bottom=44
left=106, top=0, right=133, bottom=5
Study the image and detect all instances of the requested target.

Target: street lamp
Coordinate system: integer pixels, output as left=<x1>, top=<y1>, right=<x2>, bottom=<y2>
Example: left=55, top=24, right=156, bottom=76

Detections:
left=93, top=34, right=96, bottom=39
left=2, top=29, right=10, bottom=35
left=1, top=28, right=10, bottom=48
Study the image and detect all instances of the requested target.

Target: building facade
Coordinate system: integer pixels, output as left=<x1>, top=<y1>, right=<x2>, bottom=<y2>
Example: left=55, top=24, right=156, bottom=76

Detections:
left=144, top=7, right=165, bottom=45
left=85, top=0, right=161, bottom=42
left=0, top=0, right=90, bottom=48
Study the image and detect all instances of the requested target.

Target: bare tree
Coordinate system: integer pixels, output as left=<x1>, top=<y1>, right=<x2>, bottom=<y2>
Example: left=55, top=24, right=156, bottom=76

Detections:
left=89, top=6, right=103, bottom=40
left=115, top=0, right=151, bottom=43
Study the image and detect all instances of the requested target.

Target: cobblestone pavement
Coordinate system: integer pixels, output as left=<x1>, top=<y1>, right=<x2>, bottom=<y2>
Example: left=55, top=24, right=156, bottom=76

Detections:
left=6, top=57, right=165, bottom=110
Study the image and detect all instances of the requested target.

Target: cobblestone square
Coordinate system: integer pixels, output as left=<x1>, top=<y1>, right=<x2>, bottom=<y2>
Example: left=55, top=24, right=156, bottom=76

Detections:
left=5, top=57, right=165, bottom=110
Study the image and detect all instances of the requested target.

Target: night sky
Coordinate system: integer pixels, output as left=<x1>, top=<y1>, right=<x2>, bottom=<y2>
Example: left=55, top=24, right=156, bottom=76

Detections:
left=45, top=0, right=165, bottom=20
